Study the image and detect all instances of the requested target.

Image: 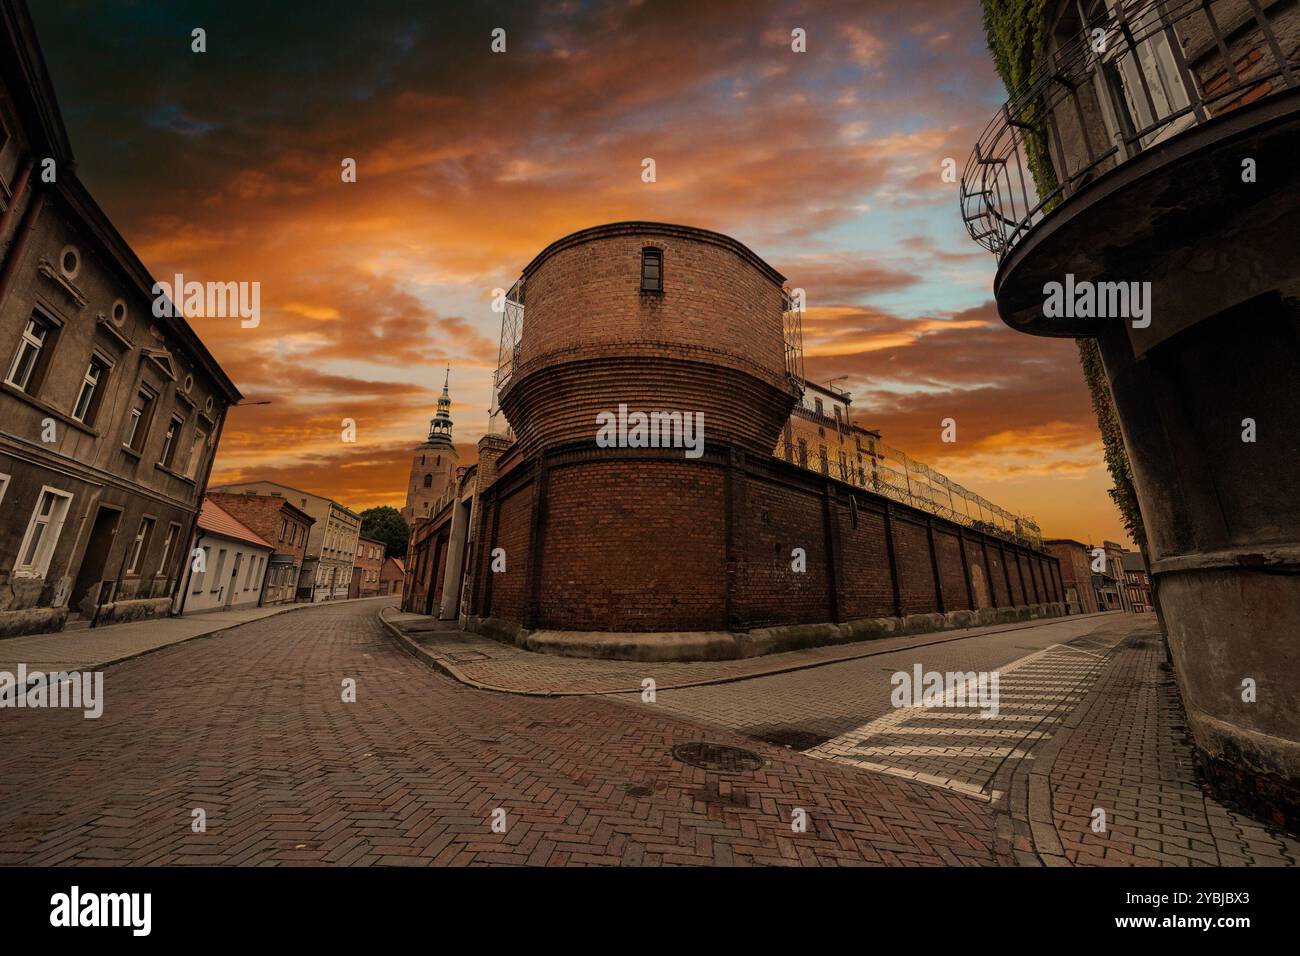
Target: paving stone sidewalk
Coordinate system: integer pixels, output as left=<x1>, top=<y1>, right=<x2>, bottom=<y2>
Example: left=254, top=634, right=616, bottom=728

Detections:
left=0, top=596, right=395, bottom=673
left=381, top=607, right=1122, bottom=696
left=996, top=623, right=1300, bottom=866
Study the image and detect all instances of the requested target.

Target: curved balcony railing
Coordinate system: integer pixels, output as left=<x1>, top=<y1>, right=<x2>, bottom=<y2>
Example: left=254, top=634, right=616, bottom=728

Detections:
left=961, top=0, right=1298, bottom=261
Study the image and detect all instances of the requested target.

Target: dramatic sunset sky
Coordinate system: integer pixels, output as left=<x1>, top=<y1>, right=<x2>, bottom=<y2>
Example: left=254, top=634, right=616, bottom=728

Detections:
left=32, top=0, right=1129, bottom=545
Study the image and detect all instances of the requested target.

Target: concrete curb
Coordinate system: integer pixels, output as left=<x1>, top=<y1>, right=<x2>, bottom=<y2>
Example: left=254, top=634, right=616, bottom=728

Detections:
left=991, top=634, right=1135, bottom=867
left=379, top=605, right=1122, bottom=698
left=466, top=602, right=1070, bottom=663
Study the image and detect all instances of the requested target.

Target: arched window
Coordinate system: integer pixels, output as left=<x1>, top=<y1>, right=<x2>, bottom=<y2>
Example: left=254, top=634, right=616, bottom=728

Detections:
left=423, top=474, right=433, bottom=488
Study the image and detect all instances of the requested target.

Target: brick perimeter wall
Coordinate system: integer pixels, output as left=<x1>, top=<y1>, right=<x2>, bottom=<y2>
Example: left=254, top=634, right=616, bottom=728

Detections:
left=468, top=448, right=1061, bottom=634
left=539, top=459, right=727, bottom=630
left=837, top=504, right=895, bottom=620
left=934, top=530, right=971, bottom=612
left=484, top=483, right=534, bottom=623
left=739, top=474, right=830, bottom=628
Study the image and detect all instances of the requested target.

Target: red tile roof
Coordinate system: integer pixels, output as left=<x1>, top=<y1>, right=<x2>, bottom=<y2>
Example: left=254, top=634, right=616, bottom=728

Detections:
left=198, top=498, right=274, bottom=550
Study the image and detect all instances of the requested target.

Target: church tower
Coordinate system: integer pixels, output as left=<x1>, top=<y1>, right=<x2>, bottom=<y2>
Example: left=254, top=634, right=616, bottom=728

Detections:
left=402, top=369, right=458, bottom=523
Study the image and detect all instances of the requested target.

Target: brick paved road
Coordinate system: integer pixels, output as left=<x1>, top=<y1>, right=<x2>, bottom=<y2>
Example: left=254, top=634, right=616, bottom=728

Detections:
left=0, top=599, right=997, bottom=866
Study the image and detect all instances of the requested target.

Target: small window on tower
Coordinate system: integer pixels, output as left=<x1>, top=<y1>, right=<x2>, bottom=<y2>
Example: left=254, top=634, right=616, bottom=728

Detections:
left=423, top=474, right=433, bottom=488
left=640, top=248, right=663, bottom=293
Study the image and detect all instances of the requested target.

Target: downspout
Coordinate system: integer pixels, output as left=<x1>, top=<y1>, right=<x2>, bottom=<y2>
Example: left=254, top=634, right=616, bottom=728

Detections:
left=173, top=405, right=228, bottom=617
left=0, top=156, right=34, bottom=263
left=0, top=180, right=43, bottom=312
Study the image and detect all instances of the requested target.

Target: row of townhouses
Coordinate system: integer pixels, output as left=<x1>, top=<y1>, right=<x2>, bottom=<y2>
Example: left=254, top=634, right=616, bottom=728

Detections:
left=205, top=480, right=403, bottom=607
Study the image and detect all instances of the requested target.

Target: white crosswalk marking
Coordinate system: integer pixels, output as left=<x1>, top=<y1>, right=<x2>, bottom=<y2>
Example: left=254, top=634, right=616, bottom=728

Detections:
left=804, top=642, right=1116, bottom=800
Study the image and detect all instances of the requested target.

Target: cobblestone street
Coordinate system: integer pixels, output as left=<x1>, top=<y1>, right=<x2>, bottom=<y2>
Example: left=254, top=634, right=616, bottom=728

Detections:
left=2, top=600, right=1295, bottom=867
left=0, top=599, right=996, bottom=867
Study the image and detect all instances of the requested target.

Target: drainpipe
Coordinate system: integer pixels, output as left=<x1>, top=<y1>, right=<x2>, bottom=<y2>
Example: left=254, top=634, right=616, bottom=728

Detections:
left=172, top=406, right=228, bottom=617
left=0, top=156, right=34, bottom=259
left=0, top=181, right=43, bottom=312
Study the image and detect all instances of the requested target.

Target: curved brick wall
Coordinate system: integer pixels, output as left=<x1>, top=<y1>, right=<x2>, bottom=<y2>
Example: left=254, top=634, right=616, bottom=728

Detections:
left=499, top=222, right=798, bottom=456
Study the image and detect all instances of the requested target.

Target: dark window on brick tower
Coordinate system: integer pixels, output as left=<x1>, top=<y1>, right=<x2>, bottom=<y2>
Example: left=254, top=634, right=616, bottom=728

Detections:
left=640, top=248, right=663, bottom=292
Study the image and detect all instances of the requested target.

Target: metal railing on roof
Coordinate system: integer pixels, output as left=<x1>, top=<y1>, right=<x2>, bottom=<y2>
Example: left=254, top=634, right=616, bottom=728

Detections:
left=788, top=434, right=1044, bottom=549
left=487, top=278, right=524, bottom=436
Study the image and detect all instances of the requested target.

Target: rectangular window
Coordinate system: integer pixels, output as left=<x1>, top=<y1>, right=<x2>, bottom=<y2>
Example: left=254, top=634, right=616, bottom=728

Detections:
left=185, top=427, right=207, bottom=478
left=126, top=517, right=155, bottom=575
left=158, top=523, right=180, bottom=577
left=14, top=486, right=74, bottom=577
left=0, top=472, right=9, bottom=506
left=278, top=518, right=286, bottom=542
left=5, top=315, right=53, bottom=393
left=640, top=248, right=663, bottom=293
left=160, top=414, right=185, bottom=467
left=244, top=552, right=256, bottom=590
left=211, top=549, right=227, bottom=592
left=192, top=546, right=211, bottom=593
left=797, top=439, right=808, bottom=467
left=124, top=387, right=156, bottom=453
left=72, top=355, right=110, bottom=424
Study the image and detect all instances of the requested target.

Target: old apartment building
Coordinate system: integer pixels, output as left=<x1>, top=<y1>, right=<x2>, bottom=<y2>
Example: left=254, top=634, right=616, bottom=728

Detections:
left=0, top=2, right=240, bottom=637
left=208, top=480, right=359, bottom=602
left=349, top=535, right=384, bottom=599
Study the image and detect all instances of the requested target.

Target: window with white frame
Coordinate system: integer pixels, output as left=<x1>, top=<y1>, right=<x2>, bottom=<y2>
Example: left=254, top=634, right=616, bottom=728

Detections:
left=192, top=546, right=211, bottom=593
left=5, top=314, right=55, bottom=394
left=211, top=548, right=227, bottom=592
left=185, top=426, right=207, bottom=478
left=160, top=414, right=185, bottom=467
left=71, top=354, right=110, bottom=424
left=0, top=472, right=9, bottom=506
left=14, top=486, right=74, bottom=577
left=123, top=387, right=156, bottom=453
left=158, top=523, right=180, bottom=577
left=125, top=517, right=155, bottom=575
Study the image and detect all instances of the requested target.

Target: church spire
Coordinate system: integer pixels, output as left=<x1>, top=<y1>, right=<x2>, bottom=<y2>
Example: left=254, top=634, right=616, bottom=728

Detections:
left=426, top=365, right=453, bottom=447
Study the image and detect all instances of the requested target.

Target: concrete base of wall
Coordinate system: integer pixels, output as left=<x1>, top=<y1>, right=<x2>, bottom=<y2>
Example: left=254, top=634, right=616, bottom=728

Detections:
left=91, top=597, right=173, bottom=628
left=0, top=606, right=70, bottom=639
left=466, top=602, right=1067, bottom=662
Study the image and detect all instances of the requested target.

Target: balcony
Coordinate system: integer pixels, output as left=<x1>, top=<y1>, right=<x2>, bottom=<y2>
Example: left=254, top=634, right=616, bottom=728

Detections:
left=960, top=0, right=1300, bottom=344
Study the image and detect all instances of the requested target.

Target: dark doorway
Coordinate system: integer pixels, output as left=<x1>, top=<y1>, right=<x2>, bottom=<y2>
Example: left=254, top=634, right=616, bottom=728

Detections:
left=71, top=505, right=121, bottom=613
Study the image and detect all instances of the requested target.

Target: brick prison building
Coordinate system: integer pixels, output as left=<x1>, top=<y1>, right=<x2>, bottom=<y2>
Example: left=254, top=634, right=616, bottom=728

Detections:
left=0, top=1, right=240, bottom=637
left=404, top=222, right=1064, bottom=659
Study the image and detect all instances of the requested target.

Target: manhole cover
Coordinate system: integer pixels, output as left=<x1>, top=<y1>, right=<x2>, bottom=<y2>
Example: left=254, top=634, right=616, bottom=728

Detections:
left=670, top=743, right=766, bottom=772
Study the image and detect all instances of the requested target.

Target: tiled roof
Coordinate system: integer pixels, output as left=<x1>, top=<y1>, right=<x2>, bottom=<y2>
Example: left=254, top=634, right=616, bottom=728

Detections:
left=198, top=498, right=274, bottom=550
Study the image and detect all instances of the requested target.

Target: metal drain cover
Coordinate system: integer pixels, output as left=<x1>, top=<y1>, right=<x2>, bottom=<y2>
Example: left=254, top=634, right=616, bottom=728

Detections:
left=671, top=743, right=766, bottom=772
